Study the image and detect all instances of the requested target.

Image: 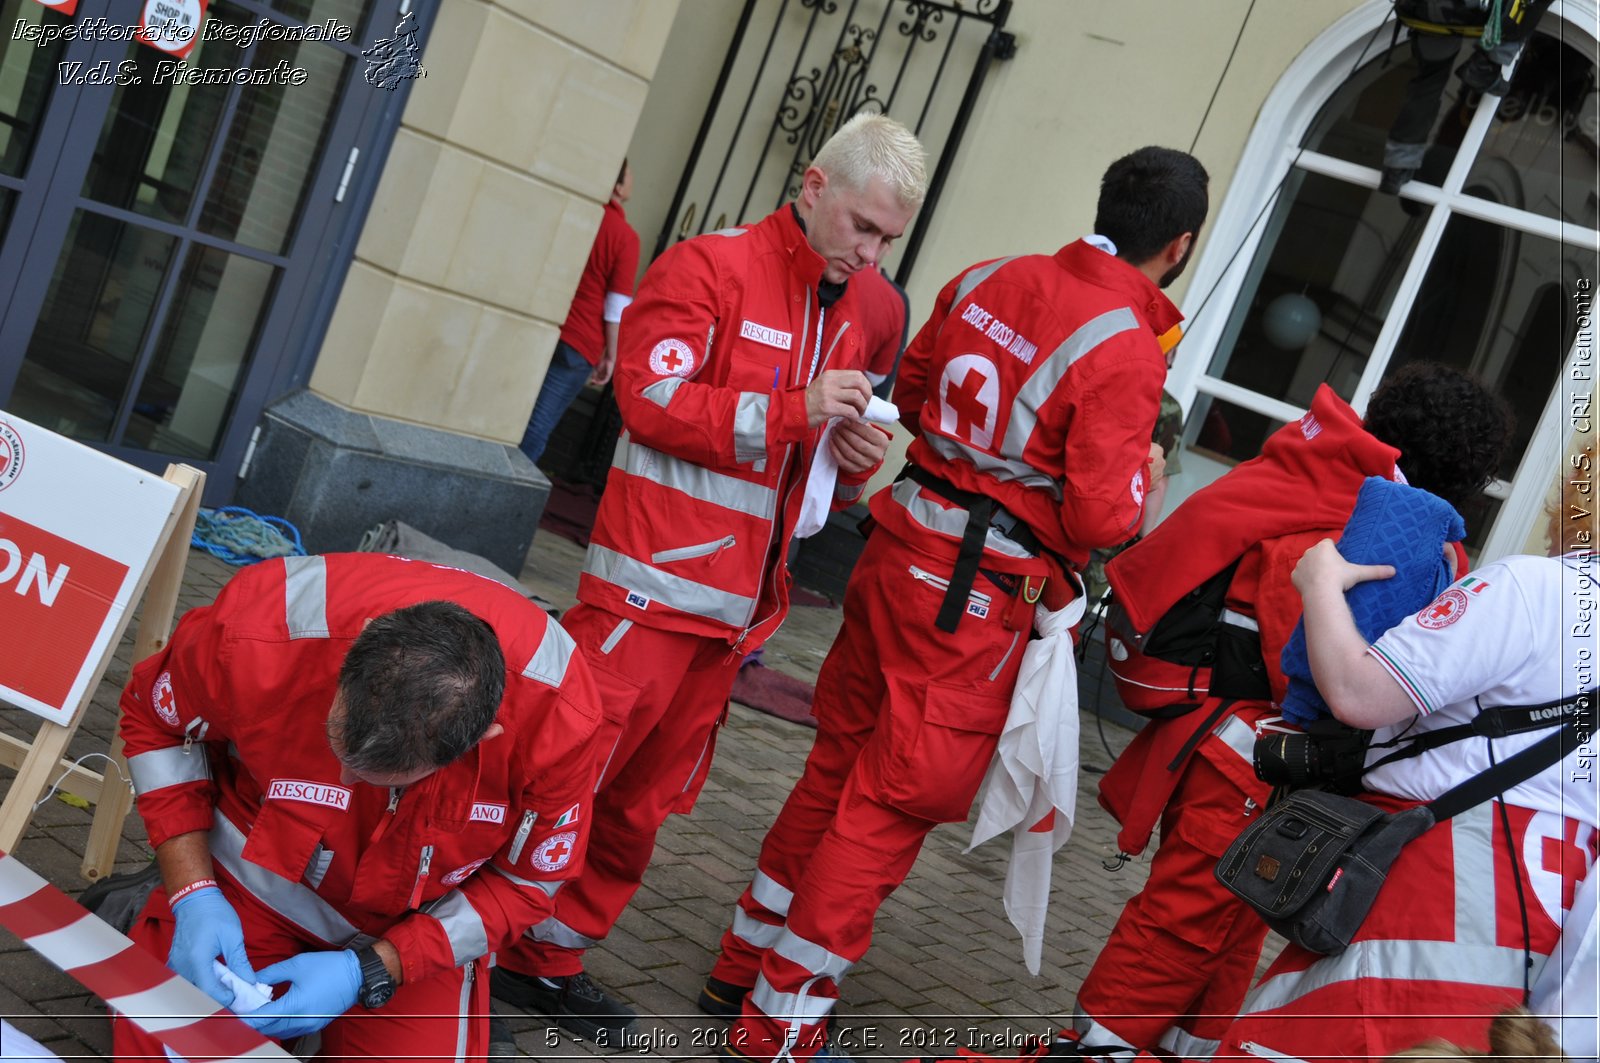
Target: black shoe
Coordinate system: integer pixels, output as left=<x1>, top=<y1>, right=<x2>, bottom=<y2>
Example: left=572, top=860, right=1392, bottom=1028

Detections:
left=1457, top=54, right=1510, bottom=96
left=488, top=1010, right=520, bottom=1057
left=697, top=975, right=751, bottom=1019
left=1378, top=166, right=1415, bottom=195
left=490, top=968, right=637, bottom=1044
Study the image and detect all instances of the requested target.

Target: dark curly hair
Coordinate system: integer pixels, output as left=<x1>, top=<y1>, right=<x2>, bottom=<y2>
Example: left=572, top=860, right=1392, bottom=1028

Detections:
left=1363, top=361, right=1513, bottom=511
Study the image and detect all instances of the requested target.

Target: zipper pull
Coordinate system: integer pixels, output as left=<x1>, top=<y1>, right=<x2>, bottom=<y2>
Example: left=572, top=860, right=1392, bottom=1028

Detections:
left=1243, top=797, right=1258, bottom=818
left=387, top=787, right=402, bottom=814
left=407, top=844, right=433, bottom=909
left=182, top=717, right=207, bottom=753
left=507, top=810, right=537, bottom=864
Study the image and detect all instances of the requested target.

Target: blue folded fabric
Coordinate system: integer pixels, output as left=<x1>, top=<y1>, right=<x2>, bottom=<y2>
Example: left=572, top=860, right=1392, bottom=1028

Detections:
left=1280, top=477, right=1466, bottom=725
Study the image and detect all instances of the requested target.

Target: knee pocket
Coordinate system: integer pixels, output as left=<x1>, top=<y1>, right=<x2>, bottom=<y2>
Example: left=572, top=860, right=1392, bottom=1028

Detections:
left=864, top=678, right=1006, bottom=823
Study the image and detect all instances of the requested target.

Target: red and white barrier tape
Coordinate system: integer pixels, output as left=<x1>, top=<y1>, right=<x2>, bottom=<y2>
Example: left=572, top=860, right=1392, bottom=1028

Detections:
left=0, top=849, right=293, bottom=1062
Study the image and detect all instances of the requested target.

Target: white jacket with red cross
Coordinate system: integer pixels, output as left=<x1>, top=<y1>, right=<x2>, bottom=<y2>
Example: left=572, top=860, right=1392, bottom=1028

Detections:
left=577, top=206, right=881, bottom=651
left=878, top=240, right=1182, bottom=572
left=119, top=553, right=603, bottom=987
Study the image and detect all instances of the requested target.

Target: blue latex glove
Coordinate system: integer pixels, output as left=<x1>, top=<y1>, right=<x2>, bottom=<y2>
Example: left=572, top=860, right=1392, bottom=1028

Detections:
left=168, top=885, right=255, bottom=1008
left=242, top=949, right=362, bottom=1040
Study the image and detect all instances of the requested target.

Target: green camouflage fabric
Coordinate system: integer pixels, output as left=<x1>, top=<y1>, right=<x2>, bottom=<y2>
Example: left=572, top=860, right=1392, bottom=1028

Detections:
left=1083, top=389, right=1184, bottom=605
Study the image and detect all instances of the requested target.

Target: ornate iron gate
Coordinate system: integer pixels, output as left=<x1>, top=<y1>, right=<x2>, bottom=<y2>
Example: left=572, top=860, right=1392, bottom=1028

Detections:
left=654, top=0, right=1016, bottom=285
left=557, top=0, right=1015, bottom=488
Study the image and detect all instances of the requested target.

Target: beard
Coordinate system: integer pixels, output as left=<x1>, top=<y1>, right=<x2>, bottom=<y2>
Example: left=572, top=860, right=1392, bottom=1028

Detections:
left=1158, top=239, right=1194, bottom=289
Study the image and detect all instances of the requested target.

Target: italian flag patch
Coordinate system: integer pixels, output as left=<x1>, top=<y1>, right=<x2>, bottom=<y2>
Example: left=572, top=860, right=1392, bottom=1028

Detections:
left=552, top=803, right=581, bottom=829
left=1459, top=576, right=1491, bottom=595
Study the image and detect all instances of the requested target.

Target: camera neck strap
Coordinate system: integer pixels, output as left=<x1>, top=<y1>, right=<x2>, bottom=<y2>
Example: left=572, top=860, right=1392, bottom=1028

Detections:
left=1424, top=715, right=1580, bottom=823
left=1363, top=689, right=1592, bottom=776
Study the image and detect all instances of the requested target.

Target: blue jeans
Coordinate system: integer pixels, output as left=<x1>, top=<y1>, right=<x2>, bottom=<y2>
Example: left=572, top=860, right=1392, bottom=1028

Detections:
left=519, top=340, right=594, bottom=465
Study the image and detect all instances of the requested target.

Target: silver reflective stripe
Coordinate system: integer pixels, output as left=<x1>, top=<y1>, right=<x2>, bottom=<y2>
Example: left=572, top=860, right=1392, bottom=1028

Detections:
left=750, top=977, right=837, bottom=1024
left=734, top=393, right=770, bottom=465
left=642, top=377, right=686, bottom=409
left=711, top=227, right=746, bottom=238
left=680, top=726, right=716, bottom=795
left=1212, top=714, right=1257, bottom=766
left=127, top=747, right=211, bottom=794
left=751, top=870, right=794, bottom=917
left=888, top=479, right=1038, bottom=559
left=521, top=621, right=576, bottom=688
left=1221, top=608, right=1260, bottom=632
left=526, top=916, right=598, bottom=950
left=774, top=930, right=853, bottom=979
left=1240, top=938, right=1534, bottom=1017
left=209, top=816, right=376, bottom=950
left=1453, top=804, right=1496, bottom=946
left=1159, top=1027, right=1220, bottom=1062
left=600, top=618, right=632, bottom=655
left=283, top=555, right=329, bottom=639
left=999, top=307, right=1139, bottom=459
left=923, top=432, right=1062, bottom=496
left=822, top=320, right=851, bottom=368
left=490, top=863, right=563, bottom=896
left=617, top=433, right=777, bottom=518
left=1071, top=1012, right=1137, bottom=1058
left=953, top=257, right=1018, bottom=305
left=732, top=908, right=783, bottom=950
left=586, top=545, right=755, bottom=627
left=835, top=481, right=864, bottom=503
left=421, top=890, right=490, bottom=967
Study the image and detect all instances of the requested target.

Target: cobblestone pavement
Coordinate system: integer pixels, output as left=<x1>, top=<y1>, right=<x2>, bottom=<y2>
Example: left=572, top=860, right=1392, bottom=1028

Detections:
left=0, top=536, right=1156, bottom=1061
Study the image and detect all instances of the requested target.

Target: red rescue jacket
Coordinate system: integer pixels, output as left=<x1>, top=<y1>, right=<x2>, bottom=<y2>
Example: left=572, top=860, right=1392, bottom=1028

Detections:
left=877, top=241, right=1181, bottom=572
left=120, top=554, right=602, bottom=987
left=579, top=206, right=880, bottom=649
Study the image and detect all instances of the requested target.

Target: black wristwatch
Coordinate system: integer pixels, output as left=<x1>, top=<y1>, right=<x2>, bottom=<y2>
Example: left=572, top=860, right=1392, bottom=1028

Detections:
left=355, top=946, right=397, bottom=1010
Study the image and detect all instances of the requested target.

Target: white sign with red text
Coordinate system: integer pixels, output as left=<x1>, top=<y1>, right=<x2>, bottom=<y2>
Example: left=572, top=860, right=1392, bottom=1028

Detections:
left=0, top=412, right=180, bottom=725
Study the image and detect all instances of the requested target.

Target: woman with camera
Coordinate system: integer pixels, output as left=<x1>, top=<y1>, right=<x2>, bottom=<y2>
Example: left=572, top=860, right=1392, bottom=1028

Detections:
left=1210, top=525, right=1596, bottom=1062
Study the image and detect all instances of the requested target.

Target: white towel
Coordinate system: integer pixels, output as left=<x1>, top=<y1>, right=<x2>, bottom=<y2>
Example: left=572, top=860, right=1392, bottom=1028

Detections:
left=968, top=573, right=1087, bottom=974
left=164, top=962, right=275, bottom=1063
left=793, top=396, right=899, bottom=539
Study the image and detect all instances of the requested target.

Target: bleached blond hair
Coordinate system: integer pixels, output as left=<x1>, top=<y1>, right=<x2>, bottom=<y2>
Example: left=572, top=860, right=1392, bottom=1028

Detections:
left=810, top=113, right=928, bottom=209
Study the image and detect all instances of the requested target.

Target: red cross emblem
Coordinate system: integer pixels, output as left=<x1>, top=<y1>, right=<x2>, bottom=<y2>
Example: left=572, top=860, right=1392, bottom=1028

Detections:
left=1416, top=588, right=1469, bottom=629
left=1541, top=819, right=1591, bottom=911
left=649, top=338, right=696, bottom=378
left=937, top=354, right=998, bottom=448
left=152, top=671, right=179, bottom=726
left=530, top=829, right=578, bottom=872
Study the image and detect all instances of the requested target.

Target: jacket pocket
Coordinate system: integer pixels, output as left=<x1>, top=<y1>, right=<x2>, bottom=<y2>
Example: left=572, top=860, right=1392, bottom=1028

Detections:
left=652, top=535, right=737, bottom=564
left=870, top=677, right=1008, bottom=823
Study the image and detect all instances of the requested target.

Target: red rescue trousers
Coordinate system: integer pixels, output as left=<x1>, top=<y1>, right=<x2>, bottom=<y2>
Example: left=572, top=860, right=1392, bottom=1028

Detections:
left=711, top=530, right=1029, bottom=1062
left=1075, top=753, right=1271, bottom=1060
left=111, top=882, right=488, bottom=1062
left=498, top=603, right=740, bottom=976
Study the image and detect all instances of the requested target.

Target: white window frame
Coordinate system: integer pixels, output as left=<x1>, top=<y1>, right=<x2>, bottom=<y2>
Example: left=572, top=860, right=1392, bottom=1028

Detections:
left=1168, top=0, right=1600, bottom=561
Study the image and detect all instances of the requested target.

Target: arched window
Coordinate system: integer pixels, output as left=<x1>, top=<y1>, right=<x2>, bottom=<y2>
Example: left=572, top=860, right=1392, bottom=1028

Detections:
left=1170, top=1, right=1599, bottom=560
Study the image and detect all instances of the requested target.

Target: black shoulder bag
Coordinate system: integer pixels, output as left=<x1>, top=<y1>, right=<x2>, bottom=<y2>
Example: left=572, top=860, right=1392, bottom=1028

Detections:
left=1215, top=691, right=1588, bottom=956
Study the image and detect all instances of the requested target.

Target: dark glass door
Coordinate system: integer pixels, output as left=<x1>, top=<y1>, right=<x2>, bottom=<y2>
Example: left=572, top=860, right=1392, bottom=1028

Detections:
left=0, top=0, right=415, bottom=500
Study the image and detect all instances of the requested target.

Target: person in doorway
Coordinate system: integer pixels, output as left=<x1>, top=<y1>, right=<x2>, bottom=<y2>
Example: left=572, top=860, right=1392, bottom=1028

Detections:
left=489, top=113, right=929, bottom=1043
left=519, top=159, right=641, bottom=465
left=109, top=553, right=602, bottom=1062
left=700, top=146, right=1208, bottom=1063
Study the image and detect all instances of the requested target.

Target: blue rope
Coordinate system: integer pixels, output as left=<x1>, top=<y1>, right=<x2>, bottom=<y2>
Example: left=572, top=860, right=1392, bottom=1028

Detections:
left=191, top=506, right=306, bottom=566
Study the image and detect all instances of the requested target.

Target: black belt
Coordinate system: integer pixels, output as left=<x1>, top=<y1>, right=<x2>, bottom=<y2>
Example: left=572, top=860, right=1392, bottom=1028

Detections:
left=902, top=464, right=1042, bottom=633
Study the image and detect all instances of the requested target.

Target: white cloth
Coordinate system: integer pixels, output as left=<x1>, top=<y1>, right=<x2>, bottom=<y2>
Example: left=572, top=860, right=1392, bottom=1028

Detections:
left=968, top=573, right=1087, bottom=974
left=794, top=396, right=899, bottom=538
left=1, top=1020, right=60, bottom=1060
left=1532, top=869, right=1598, bottom=1061
left=164, top=962, right=274, bottom=1063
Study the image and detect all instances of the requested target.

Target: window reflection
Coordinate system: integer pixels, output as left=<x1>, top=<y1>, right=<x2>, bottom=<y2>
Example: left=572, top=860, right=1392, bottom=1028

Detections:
left=0, top=0, right=68, bottom=178
left=1387, top=217, right=1597, bottom=481
left=12, top=212, right=177, bottom=443
left=1205, top=169, right=1425, bottom=410
left=1464, top=34, right=1599, bottom=227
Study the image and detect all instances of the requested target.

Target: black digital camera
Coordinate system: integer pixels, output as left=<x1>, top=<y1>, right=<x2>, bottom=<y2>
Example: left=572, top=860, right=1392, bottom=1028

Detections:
left=1253, top=719, right=1373, bottom=794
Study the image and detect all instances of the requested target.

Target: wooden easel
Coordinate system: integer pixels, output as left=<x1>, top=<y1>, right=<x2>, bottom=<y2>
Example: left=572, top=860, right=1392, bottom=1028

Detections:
left=0, top=464, right=205, bottom=879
